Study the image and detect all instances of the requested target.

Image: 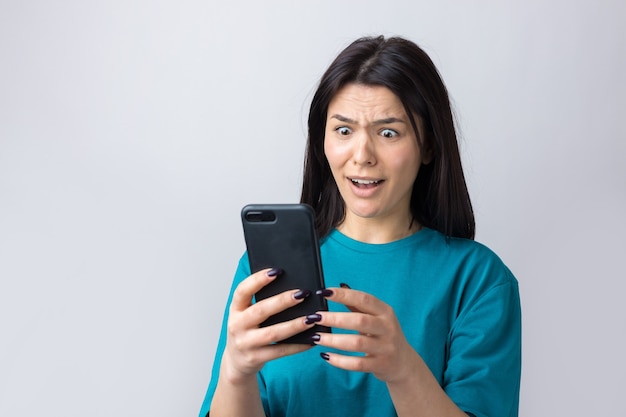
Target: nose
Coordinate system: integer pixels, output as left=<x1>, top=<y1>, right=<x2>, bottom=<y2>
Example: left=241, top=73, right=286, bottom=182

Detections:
left=352, top=132, right=376, bottom=166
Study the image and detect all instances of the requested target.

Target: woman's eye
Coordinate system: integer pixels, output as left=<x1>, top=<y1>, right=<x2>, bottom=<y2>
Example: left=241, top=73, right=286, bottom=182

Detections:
left=336, top=126, right=352, bottom=136
left=380, top=128, right=398, bottom=138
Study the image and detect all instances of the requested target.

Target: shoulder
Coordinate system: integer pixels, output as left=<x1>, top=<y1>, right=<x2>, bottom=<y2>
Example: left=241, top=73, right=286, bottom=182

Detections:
left=414, top=230, right=519, bottom=317
left=426, top=232, right=521, bottom=341
left=426, top=229, right=517, bottom=287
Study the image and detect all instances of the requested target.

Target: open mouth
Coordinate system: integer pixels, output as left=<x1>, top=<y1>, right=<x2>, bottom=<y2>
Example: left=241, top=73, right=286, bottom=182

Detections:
left=350, top=178, right=383, bottom=188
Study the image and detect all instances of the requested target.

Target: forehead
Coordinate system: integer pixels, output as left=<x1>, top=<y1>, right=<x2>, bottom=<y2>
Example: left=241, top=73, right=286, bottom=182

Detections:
left=327, top=83, right=406, bottom=119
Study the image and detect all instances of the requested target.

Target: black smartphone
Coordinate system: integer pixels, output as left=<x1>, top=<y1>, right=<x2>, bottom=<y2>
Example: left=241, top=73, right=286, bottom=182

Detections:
left=241, top=203, right=330, bottom=344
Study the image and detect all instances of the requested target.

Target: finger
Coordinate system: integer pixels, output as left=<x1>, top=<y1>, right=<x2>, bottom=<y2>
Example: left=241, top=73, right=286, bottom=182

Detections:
left=313, top=311, right=383, bottom=336
left=321, top=286, right=389, bottom=316
left=247, top=312, right=319, bottom=346
left=336, top=283, right=362, bottom=313
left=230, top=268, right=282, bottom=312
left=311, top=331, right=380, bottom=355
left=243, top=288, right=311, bottom=326
left=250, top=342, right=313, bottom=365
left=318, top=351, right=373, bottom=373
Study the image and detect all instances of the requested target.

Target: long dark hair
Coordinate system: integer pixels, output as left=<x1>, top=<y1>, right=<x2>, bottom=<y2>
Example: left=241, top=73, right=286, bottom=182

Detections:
left=300, top=36, right=475, bottom=240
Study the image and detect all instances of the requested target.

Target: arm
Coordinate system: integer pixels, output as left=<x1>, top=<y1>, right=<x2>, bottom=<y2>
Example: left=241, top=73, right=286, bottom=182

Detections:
left=312, top=286, right=465, bottom=417
left=210, top=361, right=265, bottom=417
left=312, top=282, right=520, bottom=417
left=209, top=268, right=315, bottom=417
left=385, top=353, right=467, bottom=417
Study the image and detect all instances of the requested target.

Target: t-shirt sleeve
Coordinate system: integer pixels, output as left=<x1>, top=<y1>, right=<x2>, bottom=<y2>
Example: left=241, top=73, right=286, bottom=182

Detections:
left=198, top=254, right=252, bottom=417
left=444, top=274, right=522, bottom=417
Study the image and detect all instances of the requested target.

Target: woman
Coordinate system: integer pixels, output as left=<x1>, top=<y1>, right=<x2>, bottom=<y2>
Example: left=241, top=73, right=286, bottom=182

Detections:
left=200, top=35, right=521, bottom=417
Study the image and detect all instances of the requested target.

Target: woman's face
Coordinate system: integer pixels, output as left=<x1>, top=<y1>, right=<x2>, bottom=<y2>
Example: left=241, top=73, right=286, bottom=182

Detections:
left=324, top=83, right=430, bottom=227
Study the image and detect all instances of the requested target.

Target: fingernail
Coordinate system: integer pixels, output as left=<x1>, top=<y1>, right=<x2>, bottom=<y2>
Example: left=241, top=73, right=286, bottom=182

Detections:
left=320, top=352, right=330, bottom=361
left=339, top=282, right=351, bottom=289
left=315, top=288, right=334, bottom=297
left=267, top=268, right=283, bottom=277
left=309, top=333, right=321, bottom=343
left=293, top=289, right=311, bottom=300
left=304, top=313, right=322, bottom=325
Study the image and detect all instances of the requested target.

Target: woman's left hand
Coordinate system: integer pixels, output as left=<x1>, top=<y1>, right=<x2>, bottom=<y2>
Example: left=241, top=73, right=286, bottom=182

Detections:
left=312, top=285, right=419, bottom=384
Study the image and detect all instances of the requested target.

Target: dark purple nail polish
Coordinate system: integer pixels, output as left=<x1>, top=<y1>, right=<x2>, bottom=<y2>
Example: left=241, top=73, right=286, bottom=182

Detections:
left=293, top=289, right=311, bottom=300
left=267, top=268, right=283, bottom=277
left=304, top=313, right=322, bottom=325
left=315, top=288, right=334, bottom=297
left=339, top=282, right=351, bottom=289
left=309, top=333, right=321, bottom=343
left=320, top=352, right=330, bottom=361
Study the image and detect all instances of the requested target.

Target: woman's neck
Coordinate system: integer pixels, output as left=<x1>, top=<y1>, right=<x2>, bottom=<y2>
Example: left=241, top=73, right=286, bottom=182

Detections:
left=336, top=213, right=421, bottom=244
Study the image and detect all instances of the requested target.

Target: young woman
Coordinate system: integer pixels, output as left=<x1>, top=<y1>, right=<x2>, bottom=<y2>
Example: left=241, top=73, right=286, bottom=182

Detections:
left=200, top=35, right=521, bottom=417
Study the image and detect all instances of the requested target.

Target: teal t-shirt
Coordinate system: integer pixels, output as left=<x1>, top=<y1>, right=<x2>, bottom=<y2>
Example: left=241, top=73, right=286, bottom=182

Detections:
left=199, top=228, right=521, bottom=417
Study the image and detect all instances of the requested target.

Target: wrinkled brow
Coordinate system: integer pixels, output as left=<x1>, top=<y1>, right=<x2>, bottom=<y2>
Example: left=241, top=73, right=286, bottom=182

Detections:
left=329, top=114, right=407, bottom=125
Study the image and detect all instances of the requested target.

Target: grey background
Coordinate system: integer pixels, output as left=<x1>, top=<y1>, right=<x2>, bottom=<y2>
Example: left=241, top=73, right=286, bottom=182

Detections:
left=1, top=1, right=625, bottom=416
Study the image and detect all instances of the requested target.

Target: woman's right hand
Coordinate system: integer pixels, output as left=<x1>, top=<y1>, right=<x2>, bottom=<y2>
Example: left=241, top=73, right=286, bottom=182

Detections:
left=219, top=267, right=315, bottom=384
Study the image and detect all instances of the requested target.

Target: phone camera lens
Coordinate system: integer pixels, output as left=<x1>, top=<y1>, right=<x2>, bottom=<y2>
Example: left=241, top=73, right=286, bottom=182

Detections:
left=246, top=211, right=276, bottom=222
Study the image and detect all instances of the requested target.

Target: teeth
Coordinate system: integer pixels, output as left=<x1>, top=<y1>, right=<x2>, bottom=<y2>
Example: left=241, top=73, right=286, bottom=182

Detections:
left=351, top=178, right=379, bottom=185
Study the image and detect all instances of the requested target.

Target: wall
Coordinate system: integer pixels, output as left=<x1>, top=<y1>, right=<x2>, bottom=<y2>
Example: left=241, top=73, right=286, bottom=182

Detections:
left=1, top=1, right=624, bottom=415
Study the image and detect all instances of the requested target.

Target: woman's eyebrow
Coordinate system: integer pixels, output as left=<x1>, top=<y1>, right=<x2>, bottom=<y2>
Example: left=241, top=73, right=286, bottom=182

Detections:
left=329, top=114, right=406, bottom=125
left=372, top=117, right=406, bottom=125
left=329, top=114, right=356, bottom=123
